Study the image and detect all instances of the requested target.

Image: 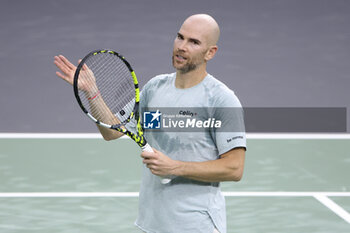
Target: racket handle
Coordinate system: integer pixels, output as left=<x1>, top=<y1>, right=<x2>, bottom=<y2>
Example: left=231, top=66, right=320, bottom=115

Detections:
left=141, top=143, right=172, bottom=184
left=141, top=143, right=154, bottom=153
left=160, top=178, right=172, bottom=184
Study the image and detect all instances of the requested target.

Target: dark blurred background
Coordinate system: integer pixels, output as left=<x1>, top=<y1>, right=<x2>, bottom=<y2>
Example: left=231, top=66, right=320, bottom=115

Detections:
left=0, top=0, right=349, bottom=132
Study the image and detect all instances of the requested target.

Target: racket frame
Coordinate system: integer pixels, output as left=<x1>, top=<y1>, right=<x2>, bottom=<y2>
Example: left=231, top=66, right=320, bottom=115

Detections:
left=73, top=49, right=146, bottom=147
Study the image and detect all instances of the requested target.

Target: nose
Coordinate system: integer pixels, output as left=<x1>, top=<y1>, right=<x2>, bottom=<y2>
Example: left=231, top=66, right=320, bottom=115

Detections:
left=177, top=40, right=187, bottom=52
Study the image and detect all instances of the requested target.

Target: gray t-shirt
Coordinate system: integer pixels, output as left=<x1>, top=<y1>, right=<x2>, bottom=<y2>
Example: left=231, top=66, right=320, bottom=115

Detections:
left=135, top=73, right=246, bottom=233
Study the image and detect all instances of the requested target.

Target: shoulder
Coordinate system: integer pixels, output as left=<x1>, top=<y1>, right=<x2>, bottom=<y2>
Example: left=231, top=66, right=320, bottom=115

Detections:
left=143, top=73, right=175, bottom=91
left=140, top=73, right=175, bottom=105
left=203, top=74, right=242, bottom=108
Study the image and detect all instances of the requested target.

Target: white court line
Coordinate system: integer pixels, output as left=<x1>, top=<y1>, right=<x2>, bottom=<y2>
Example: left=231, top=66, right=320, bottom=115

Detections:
left=0, top=192, right=349, bottom=198
left=1, top=192, right=349, bottom=225
left=222, top=192, right=350, bottom=197
left=0, top=133, right=103, bottom=139
left=0, top=192, right=139, bottom=198
left=247, top=133, right=350, bottom=139
left=0, top=133, right=350, bottom=139
left=314, top=194, right=350, bottom=224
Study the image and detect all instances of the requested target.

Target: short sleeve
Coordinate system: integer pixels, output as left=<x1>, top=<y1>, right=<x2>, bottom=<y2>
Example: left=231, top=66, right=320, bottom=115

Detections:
left=211, top=87, right=246, bottom=155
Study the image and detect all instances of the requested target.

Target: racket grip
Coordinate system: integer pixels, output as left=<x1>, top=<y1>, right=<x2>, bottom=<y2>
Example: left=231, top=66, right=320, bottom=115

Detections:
left=141, top=143, right=154, bottom=153
left=141, top=143, right=172, bottom=184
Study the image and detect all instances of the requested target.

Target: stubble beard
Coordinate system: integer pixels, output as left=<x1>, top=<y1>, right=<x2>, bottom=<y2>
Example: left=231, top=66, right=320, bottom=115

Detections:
left=172, top=48, right=208, bottom=74
left=172, top=56, right=197, bottom=74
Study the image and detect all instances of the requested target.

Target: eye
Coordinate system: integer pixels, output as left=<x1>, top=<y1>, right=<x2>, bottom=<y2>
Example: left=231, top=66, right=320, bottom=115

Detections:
left=177, top=33, right=184, bottom=40
left=190, top=39, right=200, bottom=45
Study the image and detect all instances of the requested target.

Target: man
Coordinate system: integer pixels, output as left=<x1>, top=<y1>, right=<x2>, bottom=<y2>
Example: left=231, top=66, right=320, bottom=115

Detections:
left=55, top=14, right=246, bottom=233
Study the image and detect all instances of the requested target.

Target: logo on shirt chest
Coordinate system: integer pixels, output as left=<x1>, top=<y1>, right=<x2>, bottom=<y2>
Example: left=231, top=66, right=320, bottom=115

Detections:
left=178, top=110, right=197, bottom=117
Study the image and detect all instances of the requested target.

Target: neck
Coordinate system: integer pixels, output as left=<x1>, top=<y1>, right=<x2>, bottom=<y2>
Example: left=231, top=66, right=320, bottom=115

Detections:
left=175, top=65, right=207, bottom=89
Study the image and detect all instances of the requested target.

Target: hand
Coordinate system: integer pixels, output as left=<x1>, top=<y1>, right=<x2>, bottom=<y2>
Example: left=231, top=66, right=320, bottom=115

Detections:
left=54, top=55, right=97, bottom=94
left=141, top=148, right=180, bottom=177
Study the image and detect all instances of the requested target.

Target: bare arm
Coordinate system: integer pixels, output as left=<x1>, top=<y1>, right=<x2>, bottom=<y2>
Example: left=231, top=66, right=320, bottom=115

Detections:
left=54, top=55, right=122, bottom=141
left=174, top=148, right=245, bottom=182
left=141, top=147, right=245, bottom=182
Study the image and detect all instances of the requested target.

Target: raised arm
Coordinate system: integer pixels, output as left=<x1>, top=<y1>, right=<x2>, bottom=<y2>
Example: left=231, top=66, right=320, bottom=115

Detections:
left=54, top=55, right=122, bottom=141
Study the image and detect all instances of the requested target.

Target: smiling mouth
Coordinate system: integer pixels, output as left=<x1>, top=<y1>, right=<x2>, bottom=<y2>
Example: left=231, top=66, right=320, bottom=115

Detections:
left=175, top=55, right=187, bottom=61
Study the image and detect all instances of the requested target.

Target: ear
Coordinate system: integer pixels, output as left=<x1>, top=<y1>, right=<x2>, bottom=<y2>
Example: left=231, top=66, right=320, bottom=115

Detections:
left=204, top=45, right=218, bottom=61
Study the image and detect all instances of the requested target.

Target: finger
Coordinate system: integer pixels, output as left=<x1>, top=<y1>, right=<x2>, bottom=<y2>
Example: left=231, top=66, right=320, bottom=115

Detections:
left=152, top=148, right=162, bottom=157
left=152, top=148, right=159, bottom=153
left=141, top=151, right=154, bottom=159
left=54, top=58, right=71, bottom=75
left=142, top=159, right=158, bottom=167
left=78, top=59, right=89, bottom=71
left=55, top=71, right=65, bottom=79
left=54, top=55, right=68, bottom=67
left=147, top=164, right=157, bottom=170
left=78, top=59, right=84, bottom=70
left=150, top=168, right=161, bottom=176
left=59, top=55, right=75, bottom=69
left=142, top=157, right=152, bottom=164
left=55, top=71, right=72, bottom=84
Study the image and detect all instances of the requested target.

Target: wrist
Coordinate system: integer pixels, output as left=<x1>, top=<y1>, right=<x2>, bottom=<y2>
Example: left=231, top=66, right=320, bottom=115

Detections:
left=172, top=160, right=185, bottom=176
left=85, top=89, right=100, bottom=100
left=87, top=90, right=100, bottom=100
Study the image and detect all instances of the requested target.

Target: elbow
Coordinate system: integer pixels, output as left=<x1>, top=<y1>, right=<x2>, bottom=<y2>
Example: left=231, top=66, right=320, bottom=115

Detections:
left=102, top=135, right=114, bottom=141
left=97, top=125, right=122, bottom=141
left=229, top=167, right=244, bottom=182
left=232, top=173, right=243, bottom=182
left=101, top=133, right=121, bottom=141
left=230, top=173, right=243, bottom=182
left=221, top=147, right=245, bottom=182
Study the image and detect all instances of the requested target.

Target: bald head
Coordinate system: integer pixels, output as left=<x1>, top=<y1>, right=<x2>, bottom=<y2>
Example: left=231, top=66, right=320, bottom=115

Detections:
left=172, top=14, right=220, bottom=74
left=181, top=14, right=220, bottom=47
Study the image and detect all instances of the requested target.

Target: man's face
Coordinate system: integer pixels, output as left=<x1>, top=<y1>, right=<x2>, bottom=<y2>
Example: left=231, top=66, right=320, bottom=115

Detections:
left=172, top=23, right=210, bottom=74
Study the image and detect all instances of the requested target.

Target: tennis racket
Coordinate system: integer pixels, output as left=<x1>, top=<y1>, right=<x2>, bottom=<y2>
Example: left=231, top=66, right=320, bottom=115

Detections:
left=73, top=49, right=171, bottom=184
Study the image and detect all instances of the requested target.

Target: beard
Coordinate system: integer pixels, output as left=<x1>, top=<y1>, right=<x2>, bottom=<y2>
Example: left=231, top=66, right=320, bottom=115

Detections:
left=172, top=49, right=207, bottom=74
left=172, top=56, right=197, bottom=74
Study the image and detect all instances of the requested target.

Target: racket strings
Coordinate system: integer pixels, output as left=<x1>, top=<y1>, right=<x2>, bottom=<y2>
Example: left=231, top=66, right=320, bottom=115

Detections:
left=78, top=52, right=136, bottom=125
left=94, top=53, right=135, bottom=120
